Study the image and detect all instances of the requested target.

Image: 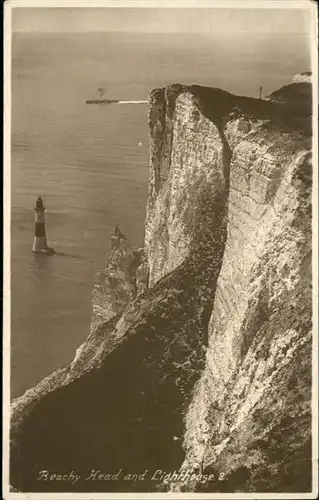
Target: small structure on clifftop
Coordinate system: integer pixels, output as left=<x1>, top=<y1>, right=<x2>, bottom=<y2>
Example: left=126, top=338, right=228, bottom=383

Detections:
left=32, top=196, right=55, bottom=255
left=292, top=71, right=312, bottom=84
left=111, top=225, right=127, bottom=248
left=259, top=86, right=263, bottom=99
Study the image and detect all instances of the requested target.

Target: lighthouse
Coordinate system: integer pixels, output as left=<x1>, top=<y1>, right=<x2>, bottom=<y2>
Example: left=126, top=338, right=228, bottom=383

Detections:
left=32, top=196, right=55, bottom=255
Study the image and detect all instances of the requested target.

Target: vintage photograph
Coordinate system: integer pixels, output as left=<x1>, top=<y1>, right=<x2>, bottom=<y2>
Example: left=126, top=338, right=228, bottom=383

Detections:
left=3, top=0, right=318, bottom=497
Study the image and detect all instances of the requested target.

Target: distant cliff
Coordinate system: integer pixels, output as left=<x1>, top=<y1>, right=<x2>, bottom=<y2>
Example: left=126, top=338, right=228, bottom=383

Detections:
left=10, top=79, right=312, bottom=494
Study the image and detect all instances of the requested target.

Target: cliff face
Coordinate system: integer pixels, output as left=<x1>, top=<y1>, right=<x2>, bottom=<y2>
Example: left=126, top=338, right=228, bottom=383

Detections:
left=145, top=84, right=312, bottom=492
left=180, top=101, right=312, bottom=493
left=146, top=85, right=229, bottom=286
left=10, top=82, right=312, bottom=494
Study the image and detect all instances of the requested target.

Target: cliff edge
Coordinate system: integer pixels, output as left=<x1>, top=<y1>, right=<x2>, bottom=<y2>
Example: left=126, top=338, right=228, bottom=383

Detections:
left=10, top=81, right=312, bottom=493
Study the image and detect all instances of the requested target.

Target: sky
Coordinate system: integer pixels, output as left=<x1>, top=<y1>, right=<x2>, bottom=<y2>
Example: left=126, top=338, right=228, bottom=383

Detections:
left=12, top=7, right=312, bottom=34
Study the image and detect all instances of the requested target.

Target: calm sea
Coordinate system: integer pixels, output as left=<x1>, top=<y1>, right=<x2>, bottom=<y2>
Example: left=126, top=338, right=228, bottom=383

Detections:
left=11, top=32, right=310, bottom=398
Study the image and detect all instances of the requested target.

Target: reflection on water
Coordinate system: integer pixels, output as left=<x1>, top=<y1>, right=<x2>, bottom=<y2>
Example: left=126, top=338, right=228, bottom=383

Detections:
left=30, top=253, right=52, bottom=277
left=53, top=251, right=86, bottom=259
left=31, top=252, right=52, bottom=269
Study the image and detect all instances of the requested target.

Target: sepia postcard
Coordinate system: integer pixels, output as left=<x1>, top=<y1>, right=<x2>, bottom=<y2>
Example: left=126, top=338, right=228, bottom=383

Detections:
left=2, top=0, right=318, bottom=498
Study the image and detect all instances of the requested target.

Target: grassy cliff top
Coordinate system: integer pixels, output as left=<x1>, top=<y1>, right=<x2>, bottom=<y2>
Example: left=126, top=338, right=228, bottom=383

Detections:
left=149, top=81, right=312, bottom=135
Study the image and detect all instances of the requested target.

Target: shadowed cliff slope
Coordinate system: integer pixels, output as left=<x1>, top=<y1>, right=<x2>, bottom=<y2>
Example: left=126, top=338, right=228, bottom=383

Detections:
left=10, top=81, right=312, bottom=493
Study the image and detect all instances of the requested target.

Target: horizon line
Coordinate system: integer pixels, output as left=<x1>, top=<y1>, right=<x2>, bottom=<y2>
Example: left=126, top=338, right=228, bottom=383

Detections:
left=12, top=29, right=310, bottom=34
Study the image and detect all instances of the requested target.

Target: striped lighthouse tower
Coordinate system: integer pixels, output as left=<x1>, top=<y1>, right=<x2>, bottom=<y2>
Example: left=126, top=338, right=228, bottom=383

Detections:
left=32, top=196, right=55, bottom=254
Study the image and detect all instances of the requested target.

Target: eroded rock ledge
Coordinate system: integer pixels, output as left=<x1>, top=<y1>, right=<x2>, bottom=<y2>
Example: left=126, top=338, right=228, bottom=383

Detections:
left=10, top=81, right=312, bottom=494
